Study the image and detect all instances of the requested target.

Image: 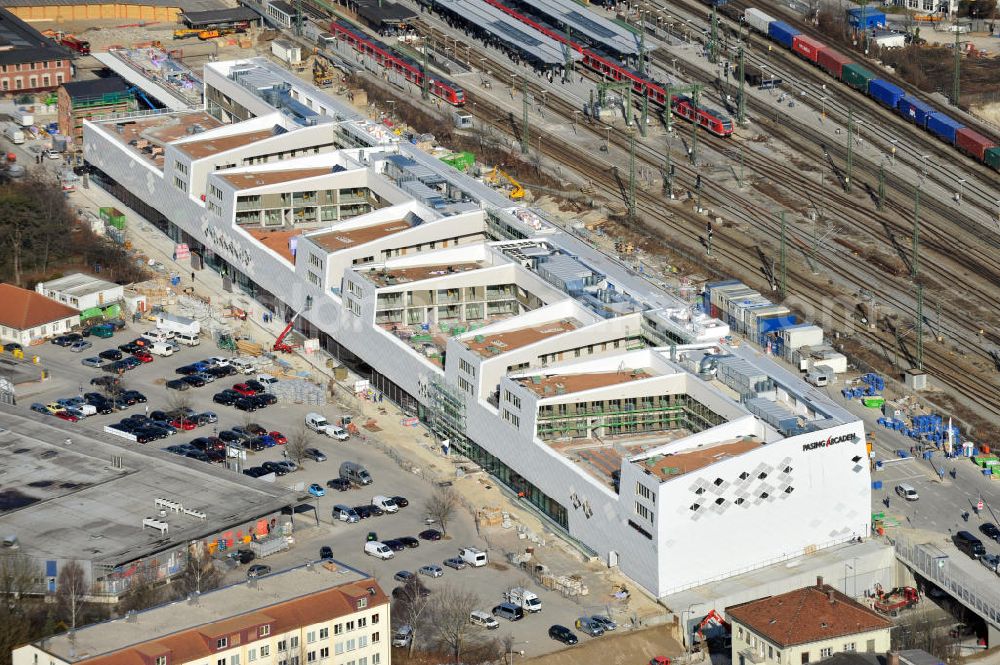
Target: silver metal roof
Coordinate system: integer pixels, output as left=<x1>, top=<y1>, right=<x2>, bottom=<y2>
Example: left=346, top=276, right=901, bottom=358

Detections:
left=525, top=0, right=641, bottom=57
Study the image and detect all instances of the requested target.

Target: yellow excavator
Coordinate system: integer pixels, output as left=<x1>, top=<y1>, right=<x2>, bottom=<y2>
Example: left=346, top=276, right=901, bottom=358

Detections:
left=313, top=56, right=336, bottom=87
left=486, top=166, right=524, bottom=199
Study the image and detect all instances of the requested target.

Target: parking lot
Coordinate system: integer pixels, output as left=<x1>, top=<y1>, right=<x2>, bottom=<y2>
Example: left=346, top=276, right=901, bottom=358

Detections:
left=10, top=327, right=664, bottom=661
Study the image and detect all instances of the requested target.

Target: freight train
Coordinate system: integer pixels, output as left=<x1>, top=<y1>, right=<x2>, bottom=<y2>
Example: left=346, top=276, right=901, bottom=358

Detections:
left=326, top=19, right=466, bottom=106
left=742, top=8, right=1000, bottom=171
left=478, top=0, right=734, bottom=136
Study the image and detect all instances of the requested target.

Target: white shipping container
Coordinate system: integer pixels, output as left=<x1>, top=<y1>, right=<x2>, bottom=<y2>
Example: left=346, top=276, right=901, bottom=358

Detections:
left=780, top=324, right=824, bottom=350
left=872, top=32, right=906, bottom=48
left=14, top=110, right=33, bottom=127
left=271, top=39, right=302, bottom=64
left=745, top=8, right=776, bottom=35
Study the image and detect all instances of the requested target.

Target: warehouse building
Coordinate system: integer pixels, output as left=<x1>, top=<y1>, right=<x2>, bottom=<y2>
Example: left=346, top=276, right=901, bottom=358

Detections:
left=34, top=271, right=124, bottom=314
left=81, top=58, right=870, bottom=598
left=0, top=411, right=296, bottom=599
left=13, top=565, right=390, bottom=665
left=0, top=7, right=72, bottom=93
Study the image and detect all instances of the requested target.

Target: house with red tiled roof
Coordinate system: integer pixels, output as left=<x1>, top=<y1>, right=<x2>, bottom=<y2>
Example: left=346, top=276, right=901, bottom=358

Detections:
left=0, top=283, right=80, bottom=345
left=727, top=576, right=892, bottom=665
left=12, top=565, right=390, bottom=665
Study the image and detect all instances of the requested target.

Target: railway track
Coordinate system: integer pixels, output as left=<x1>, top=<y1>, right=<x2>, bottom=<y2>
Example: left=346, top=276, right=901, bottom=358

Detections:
left=408, top=9, right=1000, bottom=416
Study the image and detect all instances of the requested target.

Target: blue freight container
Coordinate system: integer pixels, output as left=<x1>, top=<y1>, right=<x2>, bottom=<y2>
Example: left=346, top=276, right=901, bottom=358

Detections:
left=758, top=314, right=797, bottom=334
left=846, top=7, right=886, bottom=29
left=768, top=21, right=800, bottom=48
left=868, top=79, right=904, bottom=109
left=897, top=96, right=935, bottom=127
left=926, top=112, right=965, bottom=144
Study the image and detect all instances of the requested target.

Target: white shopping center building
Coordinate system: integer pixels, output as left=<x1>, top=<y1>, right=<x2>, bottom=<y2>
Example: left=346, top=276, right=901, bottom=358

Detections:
left=83, top=58, right=871, bottom=598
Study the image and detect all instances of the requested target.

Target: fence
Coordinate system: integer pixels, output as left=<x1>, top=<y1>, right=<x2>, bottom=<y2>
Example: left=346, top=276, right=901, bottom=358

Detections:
left=893, top=532, right=1000, bottom=628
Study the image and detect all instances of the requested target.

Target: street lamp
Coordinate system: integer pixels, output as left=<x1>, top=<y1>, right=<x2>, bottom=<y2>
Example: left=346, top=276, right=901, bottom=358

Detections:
left=682, top=602, right=704, bottom=651
left=507, top=639, right=528, bottom=665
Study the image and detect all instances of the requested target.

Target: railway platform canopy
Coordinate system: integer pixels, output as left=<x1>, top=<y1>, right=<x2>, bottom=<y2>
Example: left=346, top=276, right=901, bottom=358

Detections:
left=179, top=7, right=261, bottom=28
left=432, top=0, right=578, bottom=68
left=349, top=0, right=417, bottom=33
left=509, top=0, right=641, bottom=59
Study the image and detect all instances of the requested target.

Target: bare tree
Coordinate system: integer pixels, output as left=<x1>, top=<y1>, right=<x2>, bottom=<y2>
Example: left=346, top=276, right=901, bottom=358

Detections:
left=892, top=606, right=959, bottom=661
left=175, top=543, right=221, bottom=597
left=425, top=584, right=481, bottom=665
left=500, top=633, right=516, bottom=665
left=285, top=425, right=312, bottom=469
left=392, top=579, right=431, bottom=657
left=166, top=390, right=193, bottom=419
left=121, top=567, right=162, bottom=613
left=56, top=561, right=89, bottom=631
left=425, top=486, right=460, bottom=536
left=0, top=552, right=39, bottom=662
left=101, top=376, right=126, bottom=404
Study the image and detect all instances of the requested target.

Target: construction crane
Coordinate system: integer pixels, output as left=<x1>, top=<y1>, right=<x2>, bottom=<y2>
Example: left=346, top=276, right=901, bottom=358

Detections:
left=273, top=298, right=312, bottom=353
left=173, top=28, right=202, bottom=40
left=486, top=166, right=525, bottom=199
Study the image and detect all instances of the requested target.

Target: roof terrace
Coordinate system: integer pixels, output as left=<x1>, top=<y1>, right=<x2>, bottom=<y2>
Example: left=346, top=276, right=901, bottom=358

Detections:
left=101, top=111, right=223, bottom=168
left=309, top=220, right=413, bottom=253
left=464, top=319, right=580, bottom=358
left=517, top=368, right=653, bottom=398
left=364, top=262, right=485, bottom=287
left=174, top=127, right=279, bottom=159
left=637, top=436, right=763, bottom=482
left=246, top=228, right=301, bottom=263
left=221, top=167, right=335, bottom=189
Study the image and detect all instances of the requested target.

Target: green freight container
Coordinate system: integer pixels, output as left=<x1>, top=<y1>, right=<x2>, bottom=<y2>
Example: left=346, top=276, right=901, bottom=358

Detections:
left=99, top=206, right=126, bottom=230
left=985, top=146, right=1000, bottom=171
left=440, top=151, right=475, bottom=172
left=841, top=63, right=875, bottom=93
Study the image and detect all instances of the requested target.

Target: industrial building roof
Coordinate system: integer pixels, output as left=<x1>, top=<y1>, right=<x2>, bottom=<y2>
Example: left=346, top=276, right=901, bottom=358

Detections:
left=61, top=77, right=130, bottom=100
left=0, top=412, right=295, bottom=568
left=0, top=283, right=79, bottom=331
left=0, top=7, right=71, bottom=65
left=726, top=578, right=891, bottom=647
left=180, top=6, right=260, bottom=27
left=434, top=0, right=574, bottom=66
left=37, top=565, right=388, bottom=663
left=518, top=0, right=641, bottom=57
left=464, top=319, right=579, bottom=357
left=354, top=0, right=417, bottom=25
left=35, top=272, right=121, bottom=298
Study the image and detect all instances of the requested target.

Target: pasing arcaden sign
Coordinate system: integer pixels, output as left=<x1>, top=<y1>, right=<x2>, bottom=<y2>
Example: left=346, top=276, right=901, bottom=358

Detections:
left=802, top=433, right=856, bottom=452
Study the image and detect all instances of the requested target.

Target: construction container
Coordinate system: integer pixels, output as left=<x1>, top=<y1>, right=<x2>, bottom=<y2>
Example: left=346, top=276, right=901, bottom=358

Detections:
left=817, top=49, right=853, bottom=79
left=271, top=39, right=302, bottom=64
left=708, top=282, right=754, bottom=314
left=100, top=206, right=126, bottom=230
left=841, top=63, right=874, bottom=92
left=868, top=79, right=905, bottom=110
left=768, top=21, right=800, bottom=48
left=846, top=7, right=886, bottom=29
left=985, top=146, right=1000, bottom=171
left=896, top=96, right=936, bottom=127
left=744, top=8, right=775, bottom=35
left=702, top=279, right=741, bottom=312
left=754, top=311, right=797, bottom=338
left=926, top=113, right=964, bottom=144
left=779, top=324, right=824, bottom=350
left=954, top=127, right=996, bottom=161
left=792, top=35, right=825, bottom=62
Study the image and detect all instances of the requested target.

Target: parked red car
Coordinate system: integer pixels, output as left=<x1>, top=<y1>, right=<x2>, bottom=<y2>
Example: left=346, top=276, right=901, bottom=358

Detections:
left=269, top=431, right=287, bottom=445
left=133, top=350, right=154, bottom=363
left=231, top=383, right=257, bottom=396
left=55, top=411, right=80, bottom=422
left=171, top=418, right=197, bottom=431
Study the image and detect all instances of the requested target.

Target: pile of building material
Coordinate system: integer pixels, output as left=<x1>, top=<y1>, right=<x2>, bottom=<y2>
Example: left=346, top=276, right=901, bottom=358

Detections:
left=237, top=339, right=264, bottom=356
left=540, top=573, right=589, bottom=596
left=269, top=378, right=326, bottom=405
left=478, top=505, right=503, bottom=527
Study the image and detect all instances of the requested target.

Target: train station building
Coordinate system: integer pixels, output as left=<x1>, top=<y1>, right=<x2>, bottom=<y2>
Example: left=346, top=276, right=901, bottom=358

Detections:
left=81, top=57, right=870, bottom=599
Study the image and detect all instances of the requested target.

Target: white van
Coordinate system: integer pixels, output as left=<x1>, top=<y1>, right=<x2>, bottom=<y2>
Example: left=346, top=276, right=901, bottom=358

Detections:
left=149, top=341, right=175, bottom=357
left=364, top=541, right=394, bottom=560
left=173, top=332, right=201, bottom=346
left=231, top=357, right=255, bottom=374
left=391, top=625, right=413, bottom=647
left=470, top=610, right=499, bottom=629
left=459, top=547, right=488, bottom=567
left=372, top=495, right=398, bottom=513
left=141, top=329, right=174, bottom=343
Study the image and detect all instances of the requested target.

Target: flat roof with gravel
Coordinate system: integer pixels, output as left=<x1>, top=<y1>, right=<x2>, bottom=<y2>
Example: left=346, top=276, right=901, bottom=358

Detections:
left=0, top=412, right=296, bottom=568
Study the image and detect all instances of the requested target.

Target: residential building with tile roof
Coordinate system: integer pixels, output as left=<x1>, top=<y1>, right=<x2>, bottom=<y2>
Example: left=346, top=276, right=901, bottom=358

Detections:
left=727, top=576, right=892, bottom=665
left=12, top=564, right=389, bottom=665
left=0, top=283, right=80, bottom=344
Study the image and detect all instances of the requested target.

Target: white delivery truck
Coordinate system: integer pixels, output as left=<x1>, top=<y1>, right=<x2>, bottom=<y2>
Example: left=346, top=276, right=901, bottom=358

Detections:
left=4, top=123, right=25, bottom=144
left=503, top=587, right=542, bottom=612
left=156, top=313, right=201, bottom=337
left=149, top=341, right=175, bottom=357
left=13, top=109, right=33, bottom=127
left=459, top=547, right=488, bottom=567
